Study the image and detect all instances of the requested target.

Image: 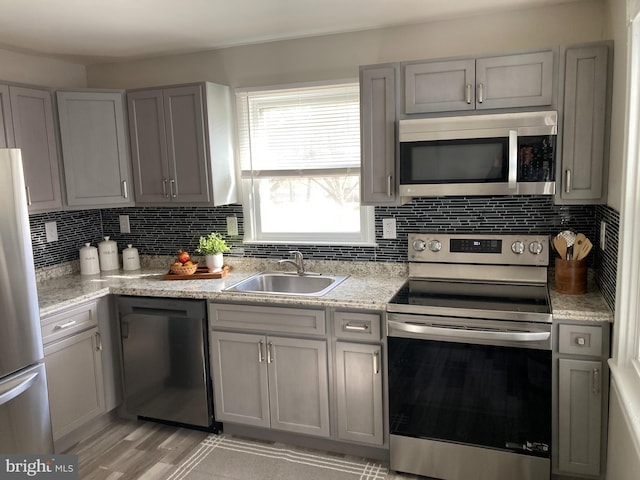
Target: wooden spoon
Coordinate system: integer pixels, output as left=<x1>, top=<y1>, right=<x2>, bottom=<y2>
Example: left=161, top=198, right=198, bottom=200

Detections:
left=576, top=238, right=593, bottom=260
left=573, top=233, right=587, bottom=260
left=552, top=235, right=567, bottom=260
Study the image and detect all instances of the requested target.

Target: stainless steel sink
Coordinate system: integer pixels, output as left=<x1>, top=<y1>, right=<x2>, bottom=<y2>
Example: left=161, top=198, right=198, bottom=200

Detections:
left=224, top=272, right=349, bottom=296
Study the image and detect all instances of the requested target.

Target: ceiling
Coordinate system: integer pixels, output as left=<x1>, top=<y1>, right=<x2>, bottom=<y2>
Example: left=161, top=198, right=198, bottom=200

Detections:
left=0, top=0, right=590, bottom=64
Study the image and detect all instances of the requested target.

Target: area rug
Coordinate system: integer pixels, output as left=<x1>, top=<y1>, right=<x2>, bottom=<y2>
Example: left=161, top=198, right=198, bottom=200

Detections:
left=167, top=434, right=388, bottom=480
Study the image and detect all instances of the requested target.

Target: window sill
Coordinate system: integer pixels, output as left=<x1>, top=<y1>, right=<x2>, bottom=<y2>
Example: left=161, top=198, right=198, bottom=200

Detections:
left=609, top=360, right=640, bottom=452
left=242, top=239, right=378, bottom=248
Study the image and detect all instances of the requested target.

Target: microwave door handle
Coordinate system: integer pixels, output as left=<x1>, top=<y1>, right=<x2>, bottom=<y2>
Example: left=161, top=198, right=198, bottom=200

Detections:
left=508, top=130, right=518, bottom=189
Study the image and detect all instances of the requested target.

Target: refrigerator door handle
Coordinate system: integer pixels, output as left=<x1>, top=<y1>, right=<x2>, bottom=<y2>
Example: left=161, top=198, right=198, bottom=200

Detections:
left=0, top=371, right=39, bottom=406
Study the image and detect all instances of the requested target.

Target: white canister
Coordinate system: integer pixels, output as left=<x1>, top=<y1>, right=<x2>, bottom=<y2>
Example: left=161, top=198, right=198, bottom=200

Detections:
left=98, top=236, right=119, bottom=271
left=122, top=244, right=141, bottom=271
left=80, top=243, right=100, bottom=275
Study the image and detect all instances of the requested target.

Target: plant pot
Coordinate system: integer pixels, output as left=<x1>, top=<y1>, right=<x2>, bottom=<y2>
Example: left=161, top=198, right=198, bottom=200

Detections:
left=206, top=253, right=224, bottom=273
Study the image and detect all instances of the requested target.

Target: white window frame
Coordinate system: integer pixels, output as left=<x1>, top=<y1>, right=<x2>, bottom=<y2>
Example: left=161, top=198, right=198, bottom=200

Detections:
left=235, top=80, right=376, bottom=246
left=610, top=0, right=640, bottom=450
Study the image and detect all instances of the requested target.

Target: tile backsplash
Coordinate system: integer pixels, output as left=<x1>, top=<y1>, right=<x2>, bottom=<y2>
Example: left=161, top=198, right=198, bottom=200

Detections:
left=29, top=196, right=617, bottom=310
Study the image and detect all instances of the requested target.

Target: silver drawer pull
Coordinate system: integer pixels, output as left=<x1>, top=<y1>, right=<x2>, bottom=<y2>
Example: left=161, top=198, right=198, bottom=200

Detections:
left=267, top=342, right=274, bottom=364
left=258, top=340, right=265, bottom=363
left=575, top=336, right=586, bottom=346
left=465, top=83, right=472, bottom=104
left=593, top=368, right=600, bottom=395
left=122, top=180, right=129, bottom=199
left=477, top=83, right=484, bottom=103
left=54, top=320, right=77, bottom=330
left=344, top=323, right=369, bottom=332
left=373, top=351, right=380, bottom=374
left=25, top=186, right=32, bottom=206
left=95, top=332, right=103, bottom=352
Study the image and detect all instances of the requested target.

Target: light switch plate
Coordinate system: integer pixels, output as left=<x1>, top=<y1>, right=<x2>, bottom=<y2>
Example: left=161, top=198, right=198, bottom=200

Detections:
left=600, top=221, right=607, bottom=250
left=119, top=215, right=131, bottom=234
left=45, top=221, right=58, bottom=242
left=382, top=218, right=396, bottom=239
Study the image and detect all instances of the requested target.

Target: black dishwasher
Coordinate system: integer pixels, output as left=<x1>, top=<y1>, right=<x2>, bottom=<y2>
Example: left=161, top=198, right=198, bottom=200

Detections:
left=117, top=296, right=217, bottom=430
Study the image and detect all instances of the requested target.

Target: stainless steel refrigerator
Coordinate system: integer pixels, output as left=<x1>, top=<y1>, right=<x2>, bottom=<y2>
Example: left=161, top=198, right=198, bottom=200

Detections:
left=0, top=148, right=54, bottom=453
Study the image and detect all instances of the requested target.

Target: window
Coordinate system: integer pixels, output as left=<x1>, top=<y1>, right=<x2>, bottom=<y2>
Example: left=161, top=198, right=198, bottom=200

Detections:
left=236, top=82, right=375, bottom=245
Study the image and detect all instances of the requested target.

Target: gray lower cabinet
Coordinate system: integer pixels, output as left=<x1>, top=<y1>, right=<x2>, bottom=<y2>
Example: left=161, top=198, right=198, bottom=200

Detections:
left=127, top=82, right=237, bottom=205
left=41, top=301, right=106, bottom=441
left=402, top=50, right=554, bottom=114
left=557, top=43, right=610, bottom=204
left=360, top=65, right=398, bottom=205
left=554, top=321, right=610, bottom=479
left=335, top=342, right=383, bottom=445
left=7, top=84, right=62, bottom=212
left=56, top=90, right=134, bottom=207
left=210, top=330, right=330, bottom=438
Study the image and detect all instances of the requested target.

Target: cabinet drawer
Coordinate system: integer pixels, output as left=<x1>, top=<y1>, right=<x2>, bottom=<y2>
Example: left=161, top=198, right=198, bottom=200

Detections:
left=558, top=324, right=603, bottom=356
left=209, top=303, right=325, bottom=335
left=334, top=311, right=381, bottom=341
left=41, top=301, right=98, bottom=346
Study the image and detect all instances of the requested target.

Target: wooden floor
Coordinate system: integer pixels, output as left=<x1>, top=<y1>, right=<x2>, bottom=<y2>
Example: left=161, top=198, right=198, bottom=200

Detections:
left=64, top=418, right=209, bottom=480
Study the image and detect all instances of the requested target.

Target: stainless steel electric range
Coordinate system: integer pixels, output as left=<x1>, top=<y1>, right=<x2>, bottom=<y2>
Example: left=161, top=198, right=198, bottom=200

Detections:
left=387, top=233, right=552, bottom=480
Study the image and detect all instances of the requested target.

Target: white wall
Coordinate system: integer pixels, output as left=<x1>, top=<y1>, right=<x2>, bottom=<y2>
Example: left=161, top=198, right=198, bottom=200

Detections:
left=0, top=48, right=86, bottom=88
left=607, top=380, right=640, bottom=479
left=87, top=1, right=607, bottom=90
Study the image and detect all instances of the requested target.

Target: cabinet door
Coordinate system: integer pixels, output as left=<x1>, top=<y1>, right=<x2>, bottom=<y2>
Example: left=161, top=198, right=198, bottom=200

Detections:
left=559, top=45, right=608, bottom=202
left=127, top=89, right=171, bottom=203
left=43, top=328, right=105, bottom=440
left=558, top=358, right=602, bottom=476
left=163, top=85, right=210, bottom=203
left=9, top=86, right=62, bottom=212
left=0, top=84, right=15, bottom=148
left=404, top=59, right=475, bottom=114
left=335, top=342, right=383, bottom=445
left=360, top=66, right=397, bottom=205
left=267, top=336, right=330, bottom=437
left=476, top=51, right=554, bottom=110
left=210, top=331, right=270, bottom=428
left=57, top=91, right=133, bottom=207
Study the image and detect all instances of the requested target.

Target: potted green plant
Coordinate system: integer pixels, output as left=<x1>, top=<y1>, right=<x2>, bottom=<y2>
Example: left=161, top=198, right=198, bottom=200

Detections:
left=196, top=232, right=231, bottom=272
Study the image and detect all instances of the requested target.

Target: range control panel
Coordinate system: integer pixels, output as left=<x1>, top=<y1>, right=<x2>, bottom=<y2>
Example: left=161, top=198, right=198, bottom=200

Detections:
left=408, top=233, right=549, bottom=266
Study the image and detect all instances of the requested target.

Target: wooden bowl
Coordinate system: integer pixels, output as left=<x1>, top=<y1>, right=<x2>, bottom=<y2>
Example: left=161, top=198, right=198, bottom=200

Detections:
left=170, top=263, right=198, bottom=275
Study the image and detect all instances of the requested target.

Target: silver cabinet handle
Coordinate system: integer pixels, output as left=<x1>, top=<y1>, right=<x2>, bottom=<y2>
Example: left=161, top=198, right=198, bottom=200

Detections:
left=258, top=340, right=265, bottom=363
left=0, top=371, right=39, bottom=406
left=122, top=180, right=129, bottom=199
left=95, top=332, right=103, bottom=352
left=25, top=186, right=32, bottom=206
left=477, top=83, right=484, bottom=103
left=565, top=169, right=572, bottom=193
left=267, top=342, right=273, bottom=364
left=575, top=336, right=586, bottom=346
left=373, top=351, right=380, bottom=374
left=162, top=179, right=169, bottom=198
left=508, top=130, right=518, bottom=189
left=593, top=368, right=600, bottom=395
left=386, top=175, right=392, bottom=197
left=54, top=320, right=77, bottom=330
left=170, top=179, right=177, bottom=198
left=465, top=83, right=472, bottom=104
left=344, top=323, right=369, bottom=332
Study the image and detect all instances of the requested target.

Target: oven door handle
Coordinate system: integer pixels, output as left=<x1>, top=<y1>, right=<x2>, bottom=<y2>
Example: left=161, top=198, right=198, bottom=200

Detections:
left=387, top=320, right=551, bottom=343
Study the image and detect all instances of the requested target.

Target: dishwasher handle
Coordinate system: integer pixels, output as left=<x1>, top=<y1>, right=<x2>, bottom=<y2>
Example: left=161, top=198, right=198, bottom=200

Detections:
left=130, top=306, right=190, bottom=317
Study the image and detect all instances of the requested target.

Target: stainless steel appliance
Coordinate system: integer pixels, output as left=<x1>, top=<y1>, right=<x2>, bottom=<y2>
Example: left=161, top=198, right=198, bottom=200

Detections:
left=0, top=149, right=54, bottom=453
left=118, top=296, right=216, bottom=430
left=398, top=111, right=557, bottom=197
left=387, top=233, right=552, bottom=480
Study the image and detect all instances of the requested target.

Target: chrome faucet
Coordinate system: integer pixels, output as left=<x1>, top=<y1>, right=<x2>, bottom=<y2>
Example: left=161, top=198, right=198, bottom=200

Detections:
left=278, top=251, right=305, bottom=275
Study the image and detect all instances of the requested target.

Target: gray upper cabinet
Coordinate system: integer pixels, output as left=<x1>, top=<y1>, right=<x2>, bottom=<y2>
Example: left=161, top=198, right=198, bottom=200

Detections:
left=8, top=85, right=62, bottom=212
left=127, top=82, right=237, bottom=206
left=557, top=44, right=609, bottom=204
left=57, top=90, right=134, bottom=207
left=0, top=84, right=15, bottom=148
left=360, top=65, right=398, bottom=205
left=403, top=50, right=554, bottom=114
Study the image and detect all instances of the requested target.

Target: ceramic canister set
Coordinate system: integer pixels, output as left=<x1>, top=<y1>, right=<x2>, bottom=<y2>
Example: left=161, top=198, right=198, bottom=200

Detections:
left=80, top=236, right=140, bottom=275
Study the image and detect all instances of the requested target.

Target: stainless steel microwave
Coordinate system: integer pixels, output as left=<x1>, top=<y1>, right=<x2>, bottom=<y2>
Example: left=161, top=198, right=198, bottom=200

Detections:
left=398, top=111, right=557, bottom=197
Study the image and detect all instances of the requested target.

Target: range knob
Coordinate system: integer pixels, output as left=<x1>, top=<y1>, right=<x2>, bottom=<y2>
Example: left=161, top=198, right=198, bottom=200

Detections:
left=412, top=239, right=426, bottom=252
left=511, top=241, right=525, bottom=255
left=529, top=241, right=544, bottom=255
left=428, top=240, right=442, bottom=252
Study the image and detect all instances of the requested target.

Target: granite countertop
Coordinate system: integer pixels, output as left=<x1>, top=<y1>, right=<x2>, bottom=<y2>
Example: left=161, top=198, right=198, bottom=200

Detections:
left=36, top=259, right=614, bottom=323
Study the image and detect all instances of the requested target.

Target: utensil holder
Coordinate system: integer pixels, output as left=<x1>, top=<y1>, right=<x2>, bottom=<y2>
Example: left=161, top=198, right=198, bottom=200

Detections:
left=555, top=258, right=587, bottom=294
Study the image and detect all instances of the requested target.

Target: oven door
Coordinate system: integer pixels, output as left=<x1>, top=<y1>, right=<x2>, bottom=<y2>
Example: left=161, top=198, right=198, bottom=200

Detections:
left=387, top=315, right=551, bottom=479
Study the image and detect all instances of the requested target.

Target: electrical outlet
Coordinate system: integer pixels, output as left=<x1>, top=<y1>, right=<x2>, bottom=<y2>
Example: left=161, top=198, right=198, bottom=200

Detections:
left=119, top=215, right=131, bottom=234
left=45, top=221, right=58, bottom=242
left=226, top=216, right=238, bottom=236
left=382, top=218, right=397, bottom=239
left=600, top=221, right=607, bottom=250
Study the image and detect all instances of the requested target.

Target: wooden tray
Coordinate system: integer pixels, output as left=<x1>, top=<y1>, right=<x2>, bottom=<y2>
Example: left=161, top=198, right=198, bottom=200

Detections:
left=163, top=265, right=231, bottom=280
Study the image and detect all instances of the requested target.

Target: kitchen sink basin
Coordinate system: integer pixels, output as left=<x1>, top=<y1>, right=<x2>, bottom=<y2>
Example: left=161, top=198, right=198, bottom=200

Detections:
left=224, top=272, right=349, bottom=296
